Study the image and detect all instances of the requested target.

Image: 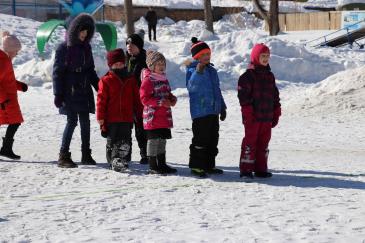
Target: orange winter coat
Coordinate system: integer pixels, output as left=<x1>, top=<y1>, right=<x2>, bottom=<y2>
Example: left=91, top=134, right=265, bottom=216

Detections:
left=0, top=49, right=24, bottom=125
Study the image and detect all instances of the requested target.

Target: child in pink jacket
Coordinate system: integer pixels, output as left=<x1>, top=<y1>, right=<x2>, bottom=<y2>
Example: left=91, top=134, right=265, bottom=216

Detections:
left=140, top=50, right=177, bottom=174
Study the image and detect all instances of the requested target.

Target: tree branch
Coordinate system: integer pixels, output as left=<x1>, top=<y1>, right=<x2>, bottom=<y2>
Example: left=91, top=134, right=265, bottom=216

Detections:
left=252, top=0, right=269, bottom=22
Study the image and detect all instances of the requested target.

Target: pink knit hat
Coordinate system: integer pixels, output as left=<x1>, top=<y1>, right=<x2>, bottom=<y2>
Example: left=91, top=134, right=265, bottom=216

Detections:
left=2, top=31, right=21, bottom=53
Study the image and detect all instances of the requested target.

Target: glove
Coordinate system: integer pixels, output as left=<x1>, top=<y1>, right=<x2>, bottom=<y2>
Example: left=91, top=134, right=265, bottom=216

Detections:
left=220, top=109, right=226, bottom=121
left=100, top=124, right=107, bottom=138
left=17, top=81, right=28, bottom=92
left=169, top=94, right=177, bottom=107
left=196, top=62, right=206, bottom=73
left=242, top=106, right=254, bottom=125
left=272, top=107, right=281, bottom=128
left=54, top=96, right=64, bottom=108
left=159, top=99, right=172, bottom=108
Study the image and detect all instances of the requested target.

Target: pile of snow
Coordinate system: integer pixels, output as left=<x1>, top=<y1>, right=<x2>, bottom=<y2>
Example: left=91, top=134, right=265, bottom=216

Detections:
left=1, top=12, right=359, bottom=91
left=283, top=65, right=365, bottom=115
left=338, top=0, right=365, bottom=6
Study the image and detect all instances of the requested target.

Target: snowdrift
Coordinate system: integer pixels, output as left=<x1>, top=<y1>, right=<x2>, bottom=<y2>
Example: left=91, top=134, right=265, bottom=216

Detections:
left=284, top=66, right=365, bottom=115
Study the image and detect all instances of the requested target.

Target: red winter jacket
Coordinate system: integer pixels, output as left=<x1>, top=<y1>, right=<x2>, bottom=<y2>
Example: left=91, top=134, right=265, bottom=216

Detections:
left=0, top=49, right=24, bottom=125
left=237, top=64, right=281, bottom=122
left=140, top=69, right=173, bottom=130
left=97, top=71, right=143, bottom=124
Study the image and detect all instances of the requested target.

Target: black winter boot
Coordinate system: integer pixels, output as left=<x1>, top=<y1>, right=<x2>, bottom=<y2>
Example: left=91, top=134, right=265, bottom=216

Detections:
left=148, top=156, right=163, bottom=174
left=58, top=152, right=78, bottom=168
left=0, top=137, right=21, bottom=160
left=254, top=172, right=273, bottom=178
left=81, top=149, right=96, bottom=165
left=240, top=171, right=254, bottom=179
left=157, top=153, right=177, bottom=174
left=140, top=148, right=148, bottom=164
left=206, top=168, right=224, bottom=175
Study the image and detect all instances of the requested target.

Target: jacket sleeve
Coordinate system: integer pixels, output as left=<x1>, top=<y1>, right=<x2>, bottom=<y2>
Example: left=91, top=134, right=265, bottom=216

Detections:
left=96, top=78, right=108, bottom=121
left=237, top=71, right=254, bottom=107
left=89, top=54, right=99, bottom=92
left=0, top=59, right=17, bottom=102
left=52, top=44, right=67, bottom=97
left=215, top=71, right=227, bottom=110
left=186, top=68, right=205, bottom=93
left=273, top=77, right=281, bottom=109
left=140, top=75, right=160, bottom=107
left=132, top=78, right=144, bottom=120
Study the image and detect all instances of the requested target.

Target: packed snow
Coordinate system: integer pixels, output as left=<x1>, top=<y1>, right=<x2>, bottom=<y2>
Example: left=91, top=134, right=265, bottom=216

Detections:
left=1, top=6, right=365, bottom=243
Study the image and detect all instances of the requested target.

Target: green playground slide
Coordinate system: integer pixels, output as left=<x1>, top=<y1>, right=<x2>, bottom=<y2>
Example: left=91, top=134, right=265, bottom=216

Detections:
left=36, top=20, right=66, bottom=55
left=36, top=20, right=117, bottom=55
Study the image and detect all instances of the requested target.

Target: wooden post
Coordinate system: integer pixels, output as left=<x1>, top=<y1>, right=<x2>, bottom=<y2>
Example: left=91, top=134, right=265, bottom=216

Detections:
left=124, top=0, right=135, bottom=36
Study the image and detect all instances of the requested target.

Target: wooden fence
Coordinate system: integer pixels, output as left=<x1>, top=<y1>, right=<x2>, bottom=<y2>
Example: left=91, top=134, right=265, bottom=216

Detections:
left=265, top=11, right=342, bottom=31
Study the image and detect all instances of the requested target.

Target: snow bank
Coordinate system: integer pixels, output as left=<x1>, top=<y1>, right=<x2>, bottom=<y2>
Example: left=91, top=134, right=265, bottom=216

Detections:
left=0, top=12, right=354, bottom=92
left=283, top=65, right=365, bottom=115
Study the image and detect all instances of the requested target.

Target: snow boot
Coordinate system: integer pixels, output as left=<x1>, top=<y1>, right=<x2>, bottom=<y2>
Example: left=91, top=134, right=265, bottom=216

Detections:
left=206, top=167, right=224, bottom=175
left=0, top=137, right=21, bottom=160
left=148, top=156, right=163, bottom=174
left=58, top=152, right=78, bottom=168
left=111, top=158, right=128, bottom=172
left=81, top=149, right=96, bottom=165
left=140, top=156, right=148, bottom=165
left=240, top=171, right=254, bottom=179
left=140, top=147, right=148, bottom=164
left=157, top=153, right=177, bottom=174
left=254, top=172, right=273, bottom=178
left=191, top=168, right=208, bottom=178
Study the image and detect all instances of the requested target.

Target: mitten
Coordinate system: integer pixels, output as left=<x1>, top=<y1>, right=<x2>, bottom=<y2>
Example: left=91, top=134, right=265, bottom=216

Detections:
left=54, top=96, right=64, bottom=108
left=220, top=109, right=227, bottom=121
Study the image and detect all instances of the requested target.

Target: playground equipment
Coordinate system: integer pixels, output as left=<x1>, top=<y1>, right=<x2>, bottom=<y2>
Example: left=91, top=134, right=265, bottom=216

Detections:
left=306, top=20, right=365, bottom=48
left=36, top=0, right=117, bottom=55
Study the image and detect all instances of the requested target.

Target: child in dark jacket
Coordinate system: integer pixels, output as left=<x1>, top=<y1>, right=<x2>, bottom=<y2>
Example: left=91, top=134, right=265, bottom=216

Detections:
left=97, top=48, right=143, bottom=172
left=140, top=50, right=177, bottom=174
left=237, top=43, right=281, bottom=179
left=52, top=14, right=99, bottom=168
left=186, top=37, right=227, bottom=178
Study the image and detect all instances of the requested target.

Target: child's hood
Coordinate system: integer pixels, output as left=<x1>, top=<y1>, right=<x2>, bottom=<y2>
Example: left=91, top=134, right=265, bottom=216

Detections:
left=250, top=43, right=270, bottom=66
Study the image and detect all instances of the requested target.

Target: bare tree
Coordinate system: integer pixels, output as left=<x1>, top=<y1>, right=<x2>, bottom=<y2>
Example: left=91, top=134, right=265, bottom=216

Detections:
left=253, top=0, right=280, bottom=36
left=204, top=0, right=214, bottom=33
left=124, top=0, right=135, bottom=36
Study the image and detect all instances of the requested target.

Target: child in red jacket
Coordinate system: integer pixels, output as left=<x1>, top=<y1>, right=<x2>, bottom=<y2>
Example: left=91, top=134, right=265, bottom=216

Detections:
left=237, top=43, right=281, bottom=179
left=0, top=31, right=28, bottom=160
left=140, top=50, right=177, bottom=174
left=97, top=48, right=143, bottom=172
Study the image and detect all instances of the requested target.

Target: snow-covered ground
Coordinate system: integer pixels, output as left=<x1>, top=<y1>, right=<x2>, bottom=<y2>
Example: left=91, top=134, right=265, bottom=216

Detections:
left=1, top=9, right=365, bottom=243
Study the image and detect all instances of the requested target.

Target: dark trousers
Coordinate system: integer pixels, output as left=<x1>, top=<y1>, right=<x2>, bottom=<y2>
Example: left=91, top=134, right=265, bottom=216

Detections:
left=148, top=24, right=157, bottom=41
left=4, top=123, right=20, bottom=139
left=61, top=111, right=90, bottom=153
left=106, top=122, right=132, bottom=163
left=133, top=122, right=147, bottom=159
left=240, top=122, right=272, bottom=173
left=189, top=115, right=219, bottom=170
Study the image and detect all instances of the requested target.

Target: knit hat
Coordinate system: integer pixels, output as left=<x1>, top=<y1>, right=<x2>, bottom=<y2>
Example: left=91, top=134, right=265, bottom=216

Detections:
left=250, top=43, right=270, bottom=66
left=146, top=50, right=166, bottom=70
left=190, top=37, right=211, bottom=60
left=126, top=33, right=144, bottom=51
left=107, top=48, right=126, bottom=68
left=2, top=31, right=21, bottom=53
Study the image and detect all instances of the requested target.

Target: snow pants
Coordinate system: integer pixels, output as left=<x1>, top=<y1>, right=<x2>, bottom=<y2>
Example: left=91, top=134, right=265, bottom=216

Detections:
left=240, top=122, right=272, bottom=173
left=106, top=122, right=132, bottom=164
left=189, top=115, right=219, bottom=170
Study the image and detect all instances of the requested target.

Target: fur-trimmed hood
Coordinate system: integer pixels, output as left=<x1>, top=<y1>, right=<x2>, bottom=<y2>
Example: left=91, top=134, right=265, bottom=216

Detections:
left=67, top=14, right=95, bottom=46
